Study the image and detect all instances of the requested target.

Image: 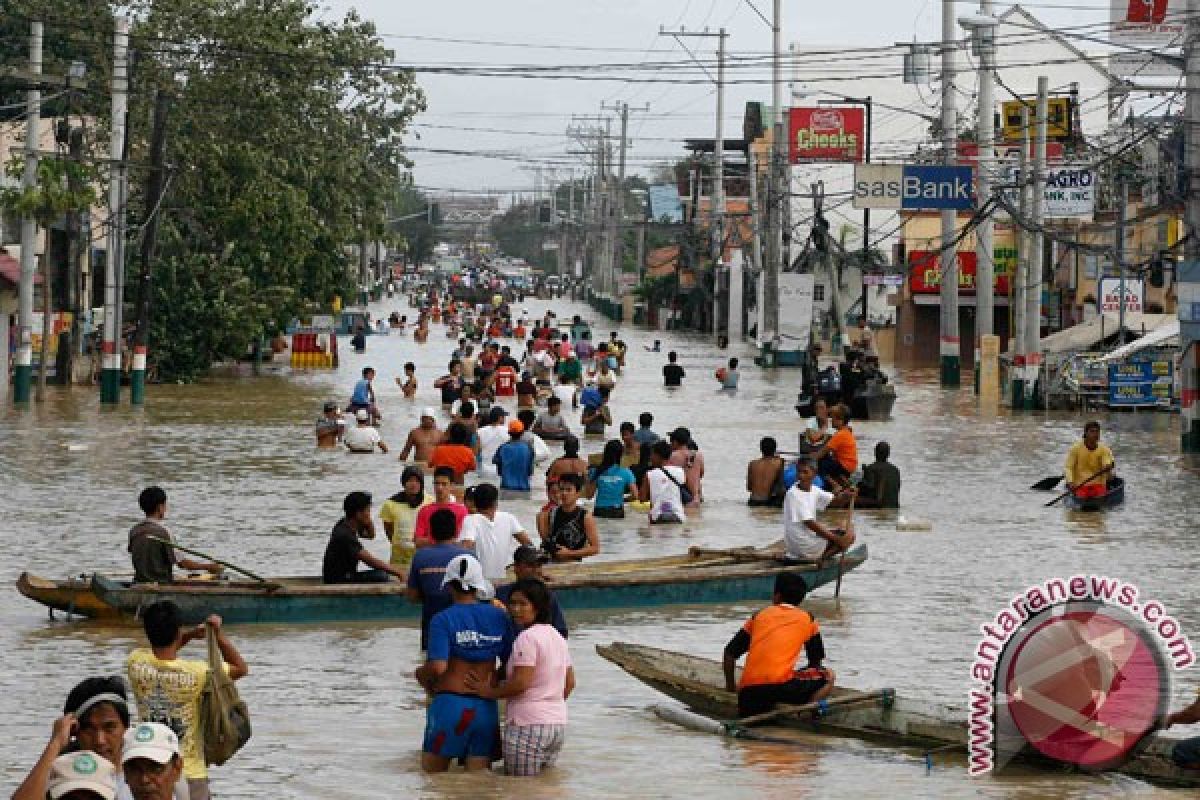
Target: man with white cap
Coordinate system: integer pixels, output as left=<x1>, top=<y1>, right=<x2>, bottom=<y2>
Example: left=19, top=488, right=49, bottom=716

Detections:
left=415, top=553, right=515, bottom=773
left=122, top=723, right=184, bottom=800
left=343, top=409, right=388, bottom=454
left=47, top=751, right=118, bottom=800
left=399, top=407, right=444, bottom=463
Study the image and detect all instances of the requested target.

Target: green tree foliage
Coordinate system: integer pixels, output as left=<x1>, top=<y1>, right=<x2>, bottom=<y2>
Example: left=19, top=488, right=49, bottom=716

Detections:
left=490, top=202, right=554, bottom=270
left=389, top=183, right=438, bottom=266
left=2, top=0, right=425, bottom=381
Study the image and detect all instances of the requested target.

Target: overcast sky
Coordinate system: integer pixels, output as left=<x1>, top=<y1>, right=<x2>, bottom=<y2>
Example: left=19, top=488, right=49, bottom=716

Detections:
left=323, top=1, right=1108, bottom=196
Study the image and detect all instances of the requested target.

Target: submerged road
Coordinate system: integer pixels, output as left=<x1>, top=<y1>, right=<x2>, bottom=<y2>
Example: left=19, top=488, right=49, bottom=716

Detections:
left=1, top=293, right=1196, bottom=798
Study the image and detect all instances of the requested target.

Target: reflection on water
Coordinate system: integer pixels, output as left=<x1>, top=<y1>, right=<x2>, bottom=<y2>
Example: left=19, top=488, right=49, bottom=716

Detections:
left=1, top=294, right=1197, bottom=798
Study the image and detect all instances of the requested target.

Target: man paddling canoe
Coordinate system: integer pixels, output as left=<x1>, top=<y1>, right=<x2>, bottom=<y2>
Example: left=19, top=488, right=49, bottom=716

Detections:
left=1064, top=421, right=1115, bottom=501
left=722, top=572, right=836, bottom=717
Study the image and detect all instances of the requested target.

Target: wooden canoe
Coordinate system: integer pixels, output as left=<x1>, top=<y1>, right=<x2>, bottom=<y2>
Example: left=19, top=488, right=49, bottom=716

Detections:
left=1064, top=477, right=1126, bottom=512
left=17, top=543, right=867, bottom=626
left=596, top=642, right=1197, bottom=788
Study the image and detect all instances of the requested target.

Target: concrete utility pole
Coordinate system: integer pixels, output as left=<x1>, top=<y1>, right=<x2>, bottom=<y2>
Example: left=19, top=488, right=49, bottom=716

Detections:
left=100, top=17, right=129, bottom=404
left=939, top=0, right=960, bottom=387
left=972, top=3, right=997, bottom=375
left=1181, top=0, right=1200, bottom=452
left=131, top=88, right=170, bottom=405
left=13, top=21, right=42, bottom=405
left=1115, top=176, right=1128, bottom=345
left=1012, top=105, right=1030, bottom=407
left=1024, top=75, right=1048, bottom=408
left=762, top=0, right=784, bottom=358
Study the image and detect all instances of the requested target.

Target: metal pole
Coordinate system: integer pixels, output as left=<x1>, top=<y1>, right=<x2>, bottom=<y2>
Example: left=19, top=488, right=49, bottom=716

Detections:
left=616, top=103, right=629, bottom=311
left=13, top=20, right=42, bottom=405
left=1026, top=75, right=1048, bottom=407
left=714, top=30, right=727, bottom=340
left=860, top=98, right=872, bottom=328
left=762, top=0, right=783, bottom=355
left=100, top=17, right=129, bottom=404
left=939, top=0, right=960, bottom=386
left=975, top=1, right=996, bottom=352
left=1181, top=0, right=1200, bottom=451
left=1115, top=177, right=1128, bottom=345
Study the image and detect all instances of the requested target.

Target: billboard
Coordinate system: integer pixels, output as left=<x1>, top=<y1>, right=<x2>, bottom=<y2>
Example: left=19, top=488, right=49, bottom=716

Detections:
left=1108, top=356, right=1173, bottom=407
left=647, top=184, right=684, bottom=223
left=908, top=251, right=1011, bottom=295
left=1098, top=278, right=1145, bottom=313
left=788, top=107, right=864, bottom=163
left=1110, top=0, right=1185, bottom=46
left=853, top=164, right=974, bottom=210
left=1001, top=98, right=1072, bottom=141
left=1000, top=165, right=1097, bottom=219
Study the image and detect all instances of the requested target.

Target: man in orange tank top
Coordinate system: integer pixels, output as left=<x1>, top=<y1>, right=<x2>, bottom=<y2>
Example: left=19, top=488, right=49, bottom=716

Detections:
left=722, top=572, right=836, bottom=717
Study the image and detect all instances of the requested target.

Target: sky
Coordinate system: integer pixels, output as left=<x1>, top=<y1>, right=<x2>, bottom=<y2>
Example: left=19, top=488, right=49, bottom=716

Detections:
left=320, top=1, right=1117, bottom=198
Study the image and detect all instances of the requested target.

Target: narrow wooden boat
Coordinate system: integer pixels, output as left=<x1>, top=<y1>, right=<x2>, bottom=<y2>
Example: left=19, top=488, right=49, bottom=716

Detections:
left=596, top=641, right=1197, bottom=788
left=17, top=543, right=866, bottom=626
left=1064, top=477, right=1125, bottom=512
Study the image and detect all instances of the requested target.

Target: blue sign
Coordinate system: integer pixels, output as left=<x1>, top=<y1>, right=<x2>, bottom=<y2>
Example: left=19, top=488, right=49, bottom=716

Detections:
left=1108, top=356, right=1173, bottom=407
left=853, top=164, right=975, bottom=211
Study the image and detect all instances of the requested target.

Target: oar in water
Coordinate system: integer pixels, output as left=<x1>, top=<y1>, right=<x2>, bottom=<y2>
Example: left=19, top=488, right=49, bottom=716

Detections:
left=834, top=493, right=856, bottom=598
left=1030, top=475, right=1063, bottom=491
left=1044, top=464, right=1114, bottom=507
left=734, top=688, right=892, bottom=728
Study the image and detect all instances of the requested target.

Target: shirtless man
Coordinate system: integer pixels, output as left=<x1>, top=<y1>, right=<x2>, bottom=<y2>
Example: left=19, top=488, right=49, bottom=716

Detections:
left=400, top=408, right=444, bottom=463
left=747, top=436, right=787, bottom=507
left=415, top=554, right=514, bottom=773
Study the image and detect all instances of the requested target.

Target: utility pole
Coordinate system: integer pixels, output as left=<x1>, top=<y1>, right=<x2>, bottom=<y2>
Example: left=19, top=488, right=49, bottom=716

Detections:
left=100, top=17, right=129, bottom=404
left=1115, top=177, right=1128, bottom=345
left=1181, top=0, right=1200, bottom=451
left=1012, top=105, right=1030, bottom=407
left=968, top=4, right=998, bottom=390
left=939, top=0, right=960, bottom=387
left=763, top=0, right=784, bottom=359
left=13, top=20, right=42, bottom=405
left=131, top=88, right=170, bottom=405
left=1025, top=76, right=1048, bottom=408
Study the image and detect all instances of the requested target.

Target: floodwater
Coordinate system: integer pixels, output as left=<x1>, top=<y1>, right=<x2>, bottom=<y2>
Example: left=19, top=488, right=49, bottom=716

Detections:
left=1, top=293, right=1197, bottom=799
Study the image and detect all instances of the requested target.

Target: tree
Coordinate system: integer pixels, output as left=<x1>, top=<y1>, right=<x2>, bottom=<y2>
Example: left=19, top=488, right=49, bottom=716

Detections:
left=389, top=183, right=438, bottom=266
left=489, top=202, right=554, bottom=269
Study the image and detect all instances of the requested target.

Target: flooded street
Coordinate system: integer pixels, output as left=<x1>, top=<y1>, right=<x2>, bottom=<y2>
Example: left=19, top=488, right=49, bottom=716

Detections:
left=2, top=295, right=1197, bottom=798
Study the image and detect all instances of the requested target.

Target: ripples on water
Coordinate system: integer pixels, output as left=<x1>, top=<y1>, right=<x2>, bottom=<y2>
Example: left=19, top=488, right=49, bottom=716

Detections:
left=1, top=295, right=1195, bottom=798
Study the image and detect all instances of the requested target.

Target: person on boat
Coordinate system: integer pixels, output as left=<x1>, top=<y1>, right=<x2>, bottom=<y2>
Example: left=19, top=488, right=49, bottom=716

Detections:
left=800, top=397, right=833, bottom=454
left=407, top=508, right=472, bottom=650
left=723, top=571, right=836, bottom=717
left=814, top=405, right=857, bottom=490
left=516, top=409, right=552, bottom=466
left=458, top=483, right=534, bottom=583
left=639, top=441, right=688, bottom=525
left=716, top=358, right=740, bottom=390
left=495, top=546, right=568, bottom=639
left=1064, top=421, right=1116, bottom=501
left=747, top=437, right=787, bottom=507
left=347, top=366, right=380, bottom=421
left=344, top=409, right=388, bottom=454
left=414, top=467, right=471, bottom=545
left=546, top=435, right=588, bottom=485
left=856, top=441, right=901, bottom=509
left=129, top=487, right=223, bottom=584
left=534, top=396, right=571, bottom=441
left=322, top=491, right=407, bottom=584
left=380, top=466, right=433, bottom=570
left=427, top=423, right=477, bottom=485
left=633, top=412, right=660, bottom=446
left=800, top=342, right=823, bottom=403
left=397, top=361, right=418, bottom=398
left=127, top=602, right=248, bottom=800
left=782, top=459, right=856, bottom=564
left=13, top=677, right=189, bottom=800
left=580, top=387, right=612, bottom=436
left=1164, top=694, right=1200, bottom=769
left=646, top=339, right=662, bottom=353
left=662, top=351, right=685, bottom=387
left=315, top=401, right=345, bottom=448
left=399, top=408, right=443, bottom=464
left=587, top=439, right=637, bottom=519
left=415, top=554, right=514, bottom=773
left=668, top=427, right=704, bottom=506
left=854, top=319, right=876, bottom=359
left=537, top=474, right=600, bottom=562
left=433, top=360, right=465, bottom=410
left=463, top=578, right=575, bottom=776
left=494, top=420, right=536, bottom=493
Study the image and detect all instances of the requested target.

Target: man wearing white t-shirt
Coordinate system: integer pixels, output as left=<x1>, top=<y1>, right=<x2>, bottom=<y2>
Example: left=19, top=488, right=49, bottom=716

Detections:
left=639, top=441, right=687, bottom=524
left=783, top=460, right=855, bottom=563
left=344, top=410, right=388, bottom=453
left=476, top=407, right=510, bottom=475
left=458, top=483, right=533, bottom=582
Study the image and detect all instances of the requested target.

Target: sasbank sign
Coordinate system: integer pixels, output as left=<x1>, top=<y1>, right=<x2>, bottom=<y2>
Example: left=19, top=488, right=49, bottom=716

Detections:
left=853, top=164, right=975, bottom=211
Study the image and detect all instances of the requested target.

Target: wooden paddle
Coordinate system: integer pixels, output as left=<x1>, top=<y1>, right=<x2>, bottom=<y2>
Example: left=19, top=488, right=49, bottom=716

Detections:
left=1030, top=474, right=1063, bottom=491
left=734, top=689, right=890, bottom=728
left=151, top=538, right=271, bottom=584
left=1044, top=464, right=1113, bottom=507
left=834, top=492, right=856, bottom=598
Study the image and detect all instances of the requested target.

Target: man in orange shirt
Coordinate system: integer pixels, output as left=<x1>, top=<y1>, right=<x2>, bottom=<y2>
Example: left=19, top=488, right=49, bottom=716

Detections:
left=427, top=422, right=478, bottom=485
left=722, top=572, right=835, bottom=717
left=815, top=404, right=858, bottom=490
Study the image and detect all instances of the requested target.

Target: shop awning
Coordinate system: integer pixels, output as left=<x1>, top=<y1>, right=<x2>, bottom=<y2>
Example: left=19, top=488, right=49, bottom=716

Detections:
left=1039, top=313, right=1173, bottom=354
left=1090, top=318, right=1180, bottom=363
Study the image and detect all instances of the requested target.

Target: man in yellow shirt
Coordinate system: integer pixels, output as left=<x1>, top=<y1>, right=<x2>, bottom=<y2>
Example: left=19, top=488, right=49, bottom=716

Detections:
left=128, top=601, right=249, bottom=800
left=1064, top=421, right=1115, bottom=500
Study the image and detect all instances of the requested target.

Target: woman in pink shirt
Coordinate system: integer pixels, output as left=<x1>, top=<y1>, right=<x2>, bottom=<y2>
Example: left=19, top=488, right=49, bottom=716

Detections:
left=465, top=578, right=574, bottom=775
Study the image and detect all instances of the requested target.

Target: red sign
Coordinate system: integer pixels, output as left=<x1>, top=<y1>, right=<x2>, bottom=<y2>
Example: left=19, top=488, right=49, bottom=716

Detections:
left=1124, top=0, right=1168, bottom=23
left=908, top=251, right=1010, bottom=295
left=788, top=107, right=864, bottom=163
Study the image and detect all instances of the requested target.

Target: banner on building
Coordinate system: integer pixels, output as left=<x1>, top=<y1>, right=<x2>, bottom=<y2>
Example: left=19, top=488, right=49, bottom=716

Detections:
left=777, top=273, right=815, bottom=347
left=1098, top=278, right=1145, bottom=313
left=788, top=107, right=865, bottom=163
left=908, top=251, right=1011, bottom=294
left=1110, top=0, right=1185, bottom=46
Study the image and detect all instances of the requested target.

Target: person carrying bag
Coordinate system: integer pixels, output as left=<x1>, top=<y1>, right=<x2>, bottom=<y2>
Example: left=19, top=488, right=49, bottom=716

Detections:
left=201, top=622, right=252, bottom=767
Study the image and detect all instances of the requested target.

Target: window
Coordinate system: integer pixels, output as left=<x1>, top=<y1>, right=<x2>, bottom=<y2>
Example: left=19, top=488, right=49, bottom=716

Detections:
left=814, top=283, right=825, bottom=302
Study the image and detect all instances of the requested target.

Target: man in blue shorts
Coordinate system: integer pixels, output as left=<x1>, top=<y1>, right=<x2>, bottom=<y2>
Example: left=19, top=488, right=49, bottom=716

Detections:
left=415, top=554, right=514, bottom=772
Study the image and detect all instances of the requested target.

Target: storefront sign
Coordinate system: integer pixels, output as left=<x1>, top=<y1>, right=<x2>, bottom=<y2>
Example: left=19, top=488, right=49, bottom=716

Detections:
left=1001, top=166, right=1096, bottom=219
left=1110, top=0, right=1184, bottom=46
left=1108, top=355, right=1173, bottom=407
left=1001, top=98, right=1073, bottom=141
left=788, top=107, right=865, bottom=163
left=908, top=251, right=1011, bottom=294
left=1098, top=278, right=1145, bottom=313
left=853, top=164, right=974, bottom=210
